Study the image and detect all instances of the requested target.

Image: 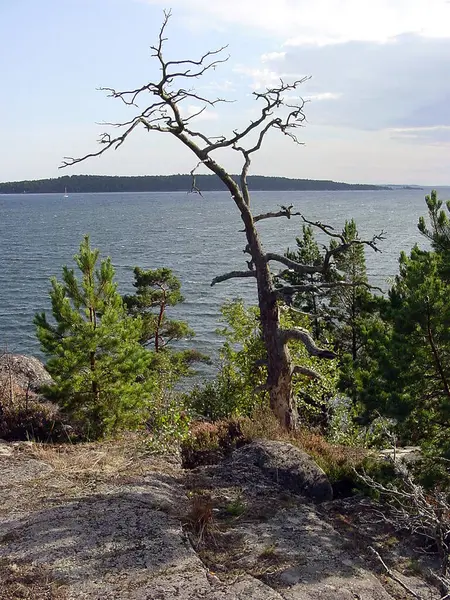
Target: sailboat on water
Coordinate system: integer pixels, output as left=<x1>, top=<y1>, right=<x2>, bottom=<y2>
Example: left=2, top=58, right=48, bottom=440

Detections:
left=63, top=187, right=68, bottom=198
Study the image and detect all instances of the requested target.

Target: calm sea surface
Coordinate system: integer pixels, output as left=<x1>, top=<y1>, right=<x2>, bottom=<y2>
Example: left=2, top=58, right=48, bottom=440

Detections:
left=1, top=188, right=449, bottom=367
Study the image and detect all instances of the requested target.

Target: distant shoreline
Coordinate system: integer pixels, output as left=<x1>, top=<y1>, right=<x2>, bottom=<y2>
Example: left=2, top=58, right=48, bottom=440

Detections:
left=0, top=174, right=415, bottom=195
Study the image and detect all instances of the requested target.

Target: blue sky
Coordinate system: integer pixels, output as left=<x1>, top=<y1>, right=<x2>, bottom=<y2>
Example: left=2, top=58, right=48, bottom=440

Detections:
left=1, top=0, right=450, bottom=184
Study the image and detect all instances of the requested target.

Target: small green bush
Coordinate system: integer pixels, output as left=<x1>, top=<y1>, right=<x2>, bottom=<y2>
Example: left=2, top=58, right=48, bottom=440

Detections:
left=145, top=392, right=191, bottom=453
left=183, top=377, right=261, bottom=422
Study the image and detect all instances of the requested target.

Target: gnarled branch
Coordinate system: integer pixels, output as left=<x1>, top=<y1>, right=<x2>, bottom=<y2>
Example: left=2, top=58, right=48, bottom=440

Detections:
left=280, top=327, right=336, bottom=359
left=275, top=281, right=371, bottom=295
left=254, top=205, right=302, bottom=223
left=369, top=547, right=424, bottom=600
left=266, top=253, right=319, bottom=274
left=297, top=214, right=386, bottom=271
left=292, top=365, right=320, bottom=379
left=211, top=270, right=257, bottom=286
left=60, top=11, right=309, bottom=172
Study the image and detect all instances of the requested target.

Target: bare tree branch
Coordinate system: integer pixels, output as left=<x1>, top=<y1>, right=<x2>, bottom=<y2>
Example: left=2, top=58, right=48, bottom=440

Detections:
left=57, top=10, right=386, bottom=431
left=189, top=162, right=205, bottom=197
left=369, top=547, right=424, bottom=600
left=254, top=205, right=302, bottom=223
left=280, top=328, right=336, bottom=359
left=60, top=11, right=308, bottom=175
left=323, top=235, right=386, bottom=271
left=296, top=214, right=386, bottom=271
left=211, top=270, right=257, bottom=286
left=202, top=78, right=309, bottom=156
left=357, top=466, right=450, bottom=579
left=292, top=365, right=321, bottom=379
left=266, top=253, right=320, bottom=275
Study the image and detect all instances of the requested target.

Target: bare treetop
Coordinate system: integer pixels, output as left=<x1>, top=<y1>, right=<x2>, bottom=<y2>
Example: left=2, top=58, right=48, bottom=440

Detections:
left=60, top=9, right=309, bottom=197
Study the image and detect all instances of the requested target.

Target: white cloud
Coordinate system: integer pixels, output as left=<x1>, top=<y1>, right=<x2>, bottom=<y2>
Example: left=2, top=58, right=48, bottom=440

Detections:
left=233, top=65, right=306, bottom=90
left=390, top=126, right=450, bottom=145
left=261, top=51, right=286, bottom=62
left=270, top=34, right=450, bottom=144
left=142, top=0, right=450, bottom=45
left=199, top=80, right=236, bottom=93
left=305, top=92, right=342, bottom=102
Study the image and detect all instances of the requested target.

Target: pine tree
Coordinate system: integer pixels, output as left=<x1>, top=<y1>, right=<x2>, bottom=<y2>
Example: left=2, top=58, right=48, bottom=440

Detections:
left=356, top=193, right=450, bottom=455
left=123, top=267, right=193, bottom=351
left=418, top=189, right=450, bottom=280
left=418, top=189, right=450, bottom=255
left=330, top=219, right=373, bottom=361
left=359, top=247, right=450, bottom=453
left=34, top=236, right=155, bottom=438
left=123, top=267, right=207, bottom=381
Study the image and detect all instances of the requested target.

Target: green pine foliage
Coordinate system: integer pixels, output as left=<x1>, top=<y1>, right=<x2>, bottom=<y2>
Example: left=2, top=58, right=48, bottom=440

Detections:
left=123, top=267, right=193, bottom=350
left=355, top=191, right=450, bottom=457
left=357, top=247, right=450, bottom=452
left=329, top=219, right=374, bottom=361
left=418, top=189, right=450, bottom=255
left=123, top=266, right=207, bottom=378
left=184, top=301, right=265, bottom=421
left=34, top=236, right=155, bottom=438
left=281, top=224, right=329, bottom=340
left=281, top=219, right=380, bottom=402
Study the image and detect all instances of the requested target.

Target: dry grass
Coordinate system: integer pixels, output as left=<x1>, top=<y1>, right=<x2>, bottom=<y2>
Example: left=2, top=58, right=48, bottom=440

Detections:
left=0, top=434, right=181, bottom=519
left=20, top=432, right=180, bottom=481
left=183, top=406, right=369, bottom=490
left=0, top=372, right=66, bottom=443
left=181, top=419, right=248, bottom=469
left=25, top=440, right=136, bottom=481
left=0, top=559, right=67, bottom=600
left=184, top=491, right=216, bottom=546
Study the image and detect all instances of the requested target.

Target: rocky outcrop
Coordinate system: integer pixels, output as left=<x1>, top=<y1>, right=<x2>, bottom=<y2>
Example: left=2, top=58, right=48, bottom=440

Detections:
left=0, top=353, right=53, bottom=395
left=0, top=439, right=441, bottom=599
left=0, top=441, right=395, bottom=600
left=229, top=439, right=333, bottom=503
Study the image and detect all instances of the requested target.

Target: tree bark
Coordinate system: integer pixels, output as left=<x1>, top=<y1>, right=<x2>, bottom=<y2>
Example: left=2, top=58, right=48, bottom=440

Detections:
left=255, top=248, right=298, bottom=428
left=90, top=351, right=100, bottom=403
left=155, top=288, right=166, bottom=353
left=199, top=156, right=299, bottom=428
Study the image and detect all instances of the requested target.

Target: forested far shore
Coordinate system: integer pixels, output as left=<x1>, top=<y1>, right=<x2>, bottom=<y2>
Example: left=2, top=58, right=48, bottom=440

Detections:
left=0, top=174, right=395, bottom=194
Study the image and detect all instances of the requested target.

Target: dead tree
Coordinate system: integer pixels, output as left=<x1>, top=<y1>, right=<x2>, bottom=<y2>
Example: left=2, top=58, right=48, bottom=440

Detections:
left=61, top=11, right=383, bottom=430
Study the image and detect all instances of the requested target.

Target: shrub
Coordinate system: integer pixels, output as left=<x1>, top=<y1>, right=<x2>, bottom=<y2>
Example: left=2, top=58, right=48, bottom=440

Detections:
left=183, top=377, right=261, bottom=422
left=182, top=405, right=397, bottom=499
left=181, top=419, right=249, bottom=469
left=184, top=299, right=339, bottom=426
left=0, top=398, right=69, bottom=442
left=145, top=390, right=191, bottom=453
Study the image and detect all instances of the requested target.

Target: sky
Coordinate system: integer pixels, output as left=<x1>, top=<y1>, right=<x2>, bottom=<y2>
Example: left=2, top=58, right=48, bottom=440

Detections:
left=1, top=0, right=450, bottom=185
